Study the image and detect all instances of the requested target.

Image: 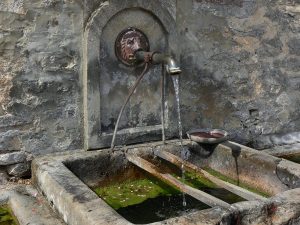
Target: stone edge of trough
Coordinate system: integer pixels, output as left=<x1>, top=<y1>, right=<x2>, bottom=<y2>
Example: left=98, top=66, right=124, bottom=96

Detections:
left=31, top=141, right=232, bottom=225
left=0, top=185, right=66, bottom=225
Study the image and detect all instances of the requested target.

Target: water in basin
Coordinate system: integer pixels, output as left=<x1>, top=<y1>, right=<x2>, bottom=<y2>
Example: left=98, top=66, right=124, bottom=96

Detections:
left=91, top=153, right=250, bottom=224
left=150, top=157, right=246, bottom=204
left=92, top=166, right=209, bottom=224
left=0, top=205, right=18, bottom=225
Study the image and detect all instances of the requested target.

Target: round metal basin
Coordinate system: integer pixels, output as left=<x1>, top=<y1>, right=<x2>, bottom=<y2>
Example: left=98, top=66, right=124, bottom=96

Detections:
left=187, top=129, right=228, bottom=144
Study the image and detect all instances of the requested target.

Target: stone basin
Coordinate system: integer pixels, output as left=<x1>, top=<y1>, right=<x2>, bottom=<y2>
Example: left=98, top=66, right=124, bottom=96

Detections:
left=32, top=140, right=300, bottom=225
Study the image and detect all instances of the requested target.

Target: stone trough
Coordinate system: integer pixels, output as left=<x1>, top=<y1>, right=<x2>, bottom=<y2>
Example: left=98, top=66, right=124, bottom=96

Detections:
left=0, top=185, right=65, bottom=225
left=263, top=143, right=300, bottom=165
left=31, top=140, right=300, bottom=225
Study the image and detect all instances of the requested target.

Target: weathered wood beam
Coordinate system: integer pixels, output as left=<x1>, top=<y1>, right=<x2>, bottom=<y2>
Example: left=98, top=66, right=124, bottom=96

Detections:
left=153, top=149, right=266, bottom=201
left=126, top=154, right=231, bottom=208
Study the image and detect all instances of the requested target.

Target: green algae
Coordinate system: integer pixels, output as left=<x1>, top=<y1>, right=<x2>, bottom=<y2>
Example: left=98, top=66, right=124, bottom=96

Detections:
left=282, top=155, right=300, bottom=164
left=204, top=167, right=271, bottom=198
left=93, top=177, right=180, bottom=210
left=180, top=171, right=218, bottom=189
left=173, top=171, right=245, bottom=204
left=0, top=205, right=18, bottom=225
left=149, top=157, right=245, bottom=203
left=93, top=168, right=210, bottom=224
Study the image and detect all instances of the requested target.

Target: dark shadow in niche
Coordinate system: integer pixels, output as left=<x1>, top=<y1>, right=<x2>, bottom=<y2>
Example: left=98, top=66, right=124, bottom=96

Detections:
left=189, top=142, right=219, bottom=159
left=223, top=142, right=241, bottom=185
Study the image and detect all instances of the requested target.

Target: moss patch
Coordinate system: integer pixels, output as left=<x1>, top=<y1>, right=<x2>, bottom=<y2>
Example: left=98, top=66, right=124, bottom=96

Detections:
left=0, top=205, right=18, bottom=225
left=93, top=177, right=180, bottom=210
left=182, top=171, right=218, bottom=189
left=173, top=171, right=245, bottom=204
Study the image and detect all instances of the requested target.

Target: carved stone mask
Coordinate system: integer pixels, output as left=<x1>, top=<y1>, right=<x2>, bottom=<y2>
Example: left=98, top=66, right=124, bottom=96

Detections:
left=115, top=28, right=150, bottom=66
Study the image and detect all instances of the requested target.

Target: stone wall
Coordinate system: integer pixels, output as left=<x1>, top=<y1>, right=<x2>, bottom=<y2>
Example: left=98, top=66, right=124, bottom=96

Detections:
left=177, top=0, right=300, bottom=147
left=0, top=0, right=299, bottom=180
left=0, top=0, right=83, bottom=180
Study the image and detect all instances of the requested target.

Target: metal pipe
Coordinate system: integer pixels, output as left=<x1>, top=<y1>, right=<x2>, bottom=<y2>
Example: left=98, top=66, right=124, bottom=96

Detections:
left=111, top=51, right=181, bottom=151
left=110, top=63, right=150, bottom=152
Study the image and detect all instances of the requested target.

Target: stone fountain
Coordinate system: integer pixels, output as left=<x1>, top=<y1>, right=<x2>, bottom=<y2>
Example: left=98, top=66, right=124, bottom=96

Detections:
left=1, top=1, right=300, bottom=225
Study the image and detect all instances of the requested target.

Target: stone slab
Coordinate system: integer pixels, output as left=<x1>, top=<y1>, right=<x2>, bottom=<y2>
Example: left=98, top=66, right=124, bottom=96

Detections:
left=0, top=152, right=26, bottom=166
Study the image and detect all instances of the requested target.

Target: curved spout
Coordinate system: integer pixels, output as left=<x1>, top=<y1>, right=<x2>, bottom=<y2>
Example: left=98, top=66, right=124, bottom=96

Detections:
left=164, top=56, right=182, bottom=75
left=135, top=51, right=182, bottom=75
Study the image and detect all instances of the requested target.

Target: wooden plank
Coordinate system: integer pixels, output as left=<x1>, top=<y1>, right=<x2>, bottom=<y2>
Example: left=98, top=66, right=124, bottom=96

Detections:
left=126, top=154, right=231, bottom=208
left=153, top=149, right=266, bottom=201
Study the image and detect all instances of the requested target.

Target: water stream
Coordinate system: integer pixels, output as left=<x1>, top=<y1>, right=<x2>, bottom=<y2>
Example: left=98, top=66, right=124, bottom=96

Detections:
left=171, top=75, right=187, bottom=207
left=171, top=75, right=183, bottom=140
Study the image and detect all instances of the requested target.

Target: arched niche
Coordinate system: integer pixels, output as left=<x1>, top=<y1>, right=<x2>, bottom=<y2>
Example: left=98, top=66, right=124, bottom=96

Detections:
left=83, top=0, right=178, bottom=149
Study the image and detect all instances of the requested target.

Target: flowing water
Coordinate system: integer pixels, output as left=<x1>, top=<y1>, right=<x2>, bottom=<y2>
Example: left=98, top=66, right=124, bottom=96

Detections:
left=171, top=75, right=183, bottom=141
left=171, top=75, right=187, bottom=207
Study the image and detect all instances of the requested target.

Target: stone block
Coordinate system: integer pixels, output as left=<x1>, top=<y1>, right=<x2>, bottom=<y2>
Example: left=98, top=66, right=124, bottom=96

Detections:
left=7, top=162, right=30, bottom=177
left=0, top=115, right=31, bottom=129
left=253, top=132, right=300, bottom=149
left=0, top=130, right=22, bottom=151
left=0, top=152, right=26, bottom=166
left=0, top=170, right=8, bottom=185
left=288, top=38, right=300, bottom=56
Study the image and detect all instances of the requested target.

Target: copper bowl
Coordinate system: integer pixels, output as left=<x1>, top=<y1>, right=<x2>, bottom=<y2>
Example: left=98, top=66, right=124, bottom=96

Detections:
left=187, top=129, right=228, bottom=144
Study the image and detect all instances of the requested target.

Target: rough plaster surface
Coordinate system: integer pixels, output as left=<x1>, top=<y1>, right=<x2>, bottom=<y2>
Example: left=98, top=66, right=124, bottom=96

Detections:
left=0, top=0, right=299, bottom=177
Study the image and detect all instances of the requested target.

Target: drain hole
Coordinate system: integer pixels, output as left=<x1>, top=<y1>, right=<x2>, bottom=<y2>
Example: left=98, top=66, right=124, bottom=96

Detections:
left=249, top=109, right=259, bottom=117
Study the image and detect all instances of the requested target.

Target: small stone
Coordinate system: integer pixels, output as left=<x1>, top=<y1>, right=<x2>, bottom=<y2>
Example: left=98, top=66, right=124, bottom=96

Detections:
left=0, top=170, right=8, bottom=185
left=0, top=152, right=26, bottom=166
left=7, top=162, right=31, bottom=177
